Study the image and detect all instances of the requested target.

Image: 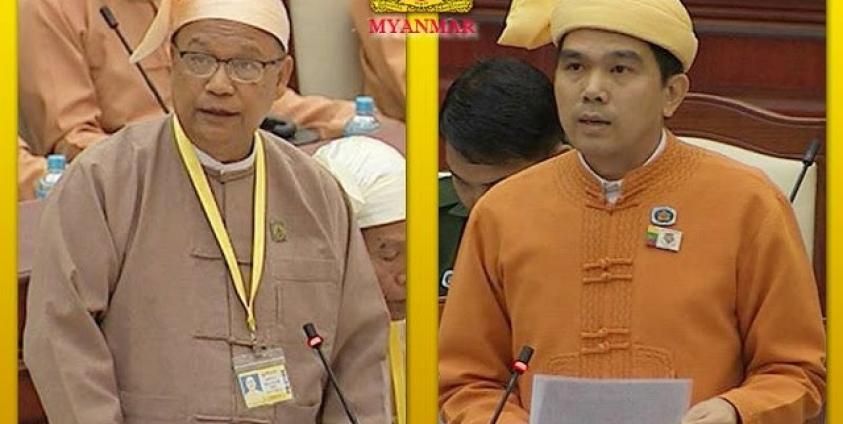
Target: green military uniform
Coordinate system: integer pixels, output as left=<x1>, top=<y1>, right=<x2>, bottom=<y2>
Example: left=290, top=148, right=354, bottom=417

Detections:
left=439, top=174, right=468, bottom=297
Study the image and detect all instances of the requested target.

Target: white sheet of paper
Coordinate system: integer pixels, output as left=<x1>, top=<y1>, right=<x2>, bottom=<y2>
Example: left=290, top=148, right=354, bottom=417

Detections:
left=529, top=375, right=691, bottom=424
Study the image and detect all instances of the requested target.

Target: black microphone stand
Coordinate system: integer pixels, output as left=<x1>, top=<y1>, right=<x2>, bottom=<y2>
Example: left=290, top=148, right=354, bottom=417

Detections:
left=789, top=138, right=822, bottom=203
left=303, top=323, right=359, bottom=424
left=99, top=6, right=170, bottom=114
left=489, top=345, right=535, bottom=424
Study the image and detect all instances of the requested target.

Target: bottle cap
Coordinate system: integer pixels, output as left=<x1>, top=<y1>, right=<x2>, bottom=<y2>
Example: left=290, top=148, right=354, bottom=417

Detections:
left=47, top=154, right=67, bottom=171
left=355, top=96, right=375, bottom=114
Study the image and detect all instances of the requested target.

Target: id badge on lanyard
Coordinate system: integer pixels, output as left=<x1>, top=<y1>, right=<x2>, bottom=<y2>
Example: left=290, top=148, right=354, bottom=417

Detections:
left=234, top=348, right=295, bottom=408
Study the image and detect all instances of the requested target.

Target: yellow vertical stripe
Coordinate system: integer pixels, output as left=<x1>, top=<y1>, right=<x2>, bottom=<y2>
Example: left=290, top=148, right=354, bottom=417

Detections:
left=406, top=14, right=439, bottom=424
left=827, top=1, right=841, bottom=423
left=0, top=1, right=18, bottom=423
left=0, top=1, right=17, bottom=422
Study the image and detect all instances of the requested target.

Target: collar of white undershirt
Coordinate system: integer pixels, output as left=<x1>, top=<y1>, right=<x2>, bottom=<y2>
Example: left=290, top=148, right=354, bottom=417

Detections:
left=192, top=143, right=257, bottom=174
left=578, top=129, right=667, bottom=204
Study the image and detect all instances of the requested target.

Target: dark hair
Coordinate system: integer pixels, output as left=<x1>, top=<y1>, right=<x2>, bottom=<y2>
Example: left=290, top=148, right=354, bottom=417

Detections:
left=440, top=57, right=565, bottom=165
left=647, top=43, right=683, bottom=84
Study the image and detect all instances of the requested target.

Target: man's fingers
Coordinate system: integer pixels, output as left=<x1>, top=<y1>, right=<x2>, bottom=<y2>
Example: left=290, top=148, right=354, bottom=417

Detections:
left=681, top=407, right=707, bottom=424
left=681, top=397, right=738, bottom=424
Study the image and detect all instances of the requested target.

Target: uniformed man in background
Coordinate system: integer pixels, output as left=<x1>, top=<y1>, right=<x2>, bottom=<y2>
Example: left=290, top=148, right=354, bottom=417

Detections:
left=438, top=57, right=567, bottom=296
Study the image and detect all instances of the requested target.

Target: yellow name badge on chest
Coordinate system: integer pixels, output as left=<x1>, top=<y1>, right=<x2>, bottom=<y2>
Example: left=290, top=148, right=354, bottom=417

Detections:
left=646, top=225, right=683, bottom=252
left=233, top=348, right=294, bottom=408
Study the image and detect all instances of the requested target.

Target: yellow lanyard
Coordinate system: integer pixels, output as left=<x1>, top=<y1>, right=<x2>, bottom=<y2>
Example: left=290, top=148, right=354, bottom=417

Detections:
left=388, top=320, right=406, bottom=424
left=173, top=116, right=266, bottom=335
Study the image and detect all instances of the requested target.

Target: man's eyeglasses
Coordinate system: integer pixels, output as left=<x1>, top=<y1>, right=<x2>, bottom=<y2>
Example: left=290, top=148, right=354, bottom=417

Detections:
left=172, top=44, right=285, bottom=84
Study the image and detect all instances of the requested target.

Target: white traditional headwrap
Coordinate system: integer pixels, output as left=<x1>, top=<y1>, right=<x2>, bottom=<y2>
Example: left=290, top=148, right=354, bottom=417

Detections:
left=314, top=136, right=406, bottom=229
left=498, top=0, right=698, bottom=71
left=130, top=0, right=291, bottom=63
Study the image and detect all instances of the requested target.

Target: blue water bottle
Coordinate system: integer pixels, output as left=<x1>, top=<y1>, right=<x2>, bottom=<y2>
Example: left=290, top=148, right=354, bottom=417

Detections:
left=35, top=154, right=67, bottom=199
left=343, top=96, right=381, bottom=136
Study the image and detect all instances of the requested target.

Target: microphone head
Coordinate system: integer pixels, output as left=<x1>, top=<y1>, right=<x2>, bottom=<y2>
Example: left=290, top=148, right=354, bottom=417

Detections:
left=802, top=138, right=822, bottom=165
left=512, top=345, right=534, bottom=374
left=303, top=323, right=318, bottom=339
left=303, top=323, right=323, bottom=348
left=99, top=6, right=119, bottom=29
left=517, top=345, right=534, bottom=364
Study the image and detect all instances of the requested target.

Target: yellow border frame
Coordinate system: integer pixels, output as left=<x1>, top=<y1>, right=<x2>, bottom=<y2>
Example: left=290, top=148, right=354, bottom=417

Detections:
left=3, top=4, right=840, bottom=424
left=1, top=0, right=18, bottom=422
left=406, top=14, right=439, bottom=424
left=827, top=1, right=841, bottom=422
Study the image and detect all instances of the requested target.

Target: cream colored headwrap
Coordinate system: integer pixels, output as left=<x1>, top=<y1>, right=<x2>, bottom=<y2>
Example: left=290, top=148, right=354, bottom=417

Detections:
left=498, top=0, right=698, bottom=71
left=130, top=0, right=291, bottom=63
left=314, top=136, right=406, bottom=228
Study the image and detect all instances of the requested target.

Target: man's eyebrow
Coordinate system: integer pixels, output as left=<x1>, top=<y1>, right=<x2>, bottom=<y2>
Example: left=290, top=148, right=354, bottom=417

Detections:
left=609, top=50, right=644, bottom=63
left=558, top=49, right=644, bottom=64
left=181, top=37, right=271, bottom=58
left=238, top=44, right=266, bottom=58
left=558, top=50, right=584, bottom=61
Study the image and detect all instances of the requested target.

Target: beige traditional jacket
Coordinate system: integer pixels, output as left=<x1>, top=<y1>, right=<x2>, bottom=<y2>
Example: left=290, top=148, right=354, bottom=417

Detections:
left=24, top=115, right=391, bottom=424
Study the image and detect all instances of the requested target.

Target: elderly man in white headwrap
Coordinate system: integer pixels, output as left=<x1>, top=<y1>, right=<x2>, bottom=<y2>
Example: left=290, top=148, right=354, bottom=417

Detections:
left=23, top=1, right=391, bottom=423
left=313, top=136, right=406, bottom=321
left=313, top=136, right=407, bottom=424
left=439, top=1, right=826, bottom=423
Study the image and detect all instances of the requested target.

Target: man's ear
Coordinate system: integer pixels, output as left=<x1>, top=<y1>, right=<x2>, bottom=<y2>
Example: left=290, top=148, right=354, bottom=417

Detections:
left=662, top=73, right=689, bottom=118
left=274, top=55, right=295, bottom=100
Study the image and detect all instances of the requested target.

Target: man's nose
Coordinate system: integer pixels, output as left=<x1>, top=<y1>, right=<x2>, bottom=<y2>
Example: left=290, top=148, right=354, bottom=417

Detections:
left=582, top=71, right=608, bottom=104
left=205, top=65, right=235, bottom=95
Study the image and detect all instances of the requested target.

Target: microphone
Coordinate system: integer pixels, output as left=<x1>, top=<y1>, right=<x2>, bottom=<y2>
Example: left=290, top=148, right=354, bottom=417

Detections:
left=789, top=138, right=822, bottom=203
left=303, top=323, right=359, bottom=424
left=488, top=345, right=534, bottom=424
left=99, top=6, right=170, bottom=114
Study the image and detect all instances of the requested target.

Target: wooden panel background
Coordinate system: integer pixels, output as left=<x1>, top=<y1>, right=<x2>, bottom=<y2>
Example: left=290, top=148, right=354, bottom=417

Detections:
left=666, top=93, right=826, bottom=314
left=440, top=0, right=826, bottom=117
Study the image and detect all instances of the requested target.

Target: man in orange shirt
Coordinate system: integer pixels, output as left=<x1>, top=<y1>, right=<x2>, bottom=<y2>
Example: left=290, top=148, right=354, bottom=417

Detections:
left=438, top=0, right=826, bottom=423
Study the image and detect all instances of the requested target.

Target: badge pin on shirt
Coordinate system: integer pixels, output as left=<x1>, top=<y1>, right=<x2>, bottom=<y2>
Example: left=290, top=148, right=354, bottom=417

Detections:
left=646, top=225, right=683, bottom=252
left=650, top=206, right=677, bottom=226
left=647, top=206, right=681, bottom=252
left=269, top=220, right=287, bottom=242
